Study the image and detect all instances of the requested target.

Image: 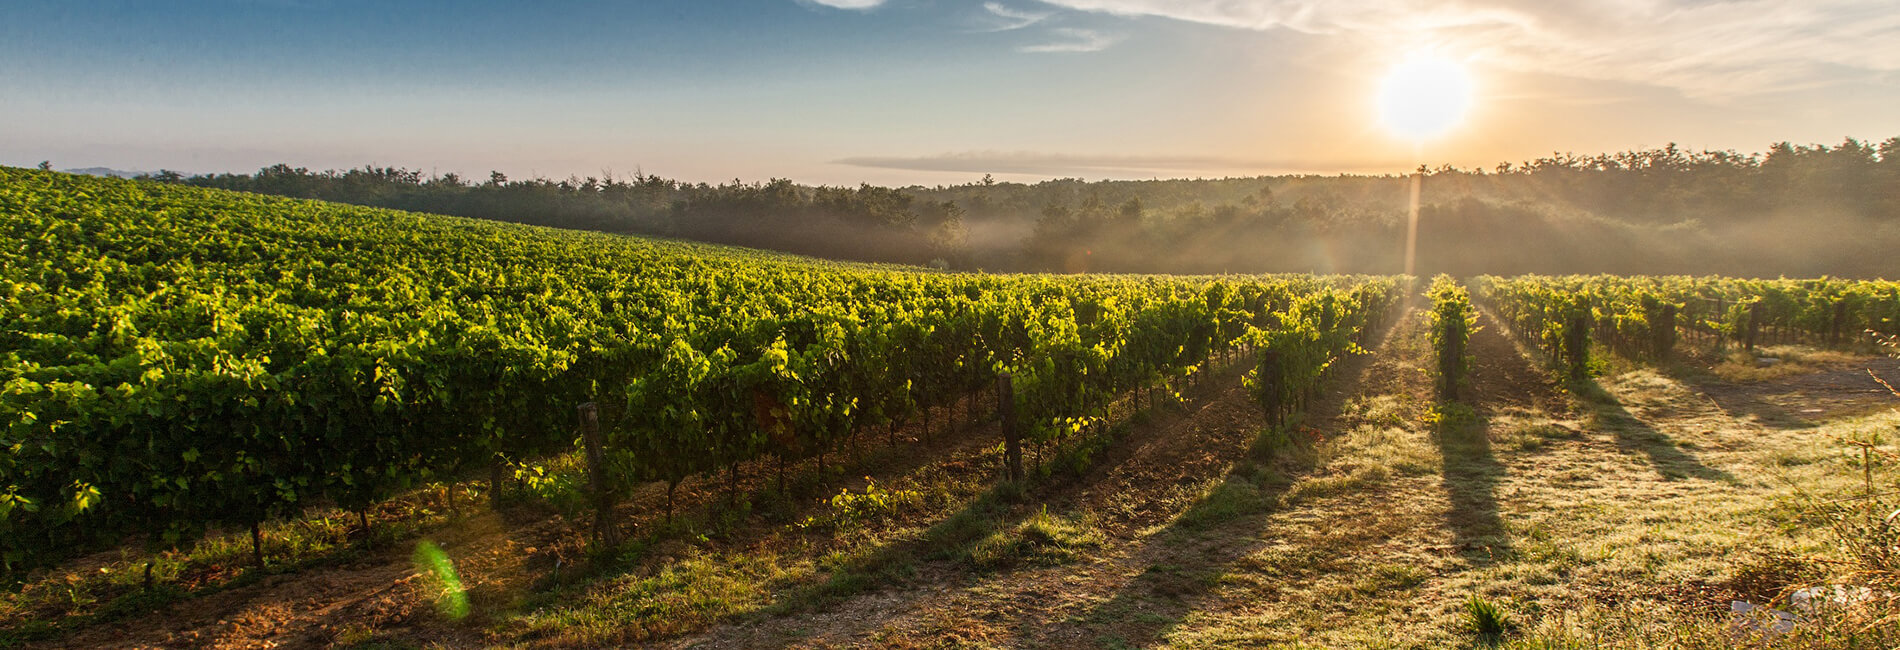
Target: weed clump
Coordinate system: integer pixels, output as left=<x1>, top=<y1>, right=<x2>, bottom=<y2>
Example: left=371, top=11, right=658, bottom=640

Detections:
left=1462, top=594, right=1513, bottom=643
left=966, top=507, right=1102, bottom=569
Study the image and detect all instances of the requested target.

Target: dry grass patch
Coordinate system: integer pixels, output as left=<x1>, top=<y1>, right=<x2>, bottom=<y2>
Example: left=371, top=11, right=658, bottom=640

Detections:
left=1708, top=345, right=1864, bottom=383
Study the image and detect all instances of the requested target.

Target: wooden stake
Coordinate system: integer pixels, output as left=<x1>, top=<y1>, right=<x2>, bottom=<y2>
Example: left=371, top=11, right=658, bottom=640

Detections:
left=579, top=402, right=618, bottom=548
left=999, top=373, right=1022, bottom=484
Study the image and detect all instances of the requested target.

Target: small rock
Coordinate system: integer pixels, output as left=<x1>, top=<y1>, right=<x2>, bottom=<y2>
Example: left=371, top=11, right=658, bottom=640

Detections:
left=1729, top=600, right=1795, bottom=636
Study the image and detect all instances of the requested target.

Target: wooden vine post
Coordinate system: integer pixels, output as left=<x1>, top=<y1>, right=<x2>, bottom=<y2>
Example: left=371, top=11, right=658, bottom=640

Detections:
left=1830, top=300, right=1848, bottom=347
left=1654, top=304, right=1677, bottom=361
left=489, top=461, right=506, bottom=510
left=1714, top=296, right=1727, bottom=354
left=999, top=373, right=1022, bottom=484
left=1564, top=314, right=1590, bottom=381
left=578, top=402, right=619, bottom=548
left=1262, top=350, right=1284, bottom=427
left=1438, top=327, right=1464, bottom=401
left=251, top=522, right=265, bottom=568
left=1745, top=301, right=1764, bottom=352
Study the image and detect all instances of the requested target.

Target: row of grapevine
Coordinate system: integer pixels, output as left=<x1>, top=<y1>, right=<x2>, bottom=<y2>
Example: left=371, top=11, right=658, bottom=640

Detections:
left=1473, top=275, right=1900, bottom=378
left=1244, top=282, right=1404, bottom=426
left=1427, top=276, right=1476, bottom=400
left=0, top=168, right=1399, bottom=570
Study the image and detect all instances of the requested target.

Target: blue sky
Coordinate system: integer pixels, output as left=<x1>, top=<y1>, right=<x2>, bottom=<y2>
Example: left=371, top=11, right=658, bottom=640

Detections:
left=4, top=0, right=1897, bottom=185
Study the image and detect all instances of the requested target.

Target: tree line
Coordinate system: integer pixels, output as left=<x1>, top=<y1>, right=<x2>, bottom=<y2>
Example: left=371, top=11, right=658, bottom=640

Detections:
left=145, top=136, right=1900, bottom=277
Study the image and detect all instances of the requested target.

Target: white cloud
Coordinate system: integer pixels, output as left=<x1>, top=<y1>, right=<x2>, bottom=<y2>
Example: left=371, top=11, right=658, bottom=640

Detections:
left=1020, top=27, right=1121, bottom=53
left=980, top=2, right=1052, bottom=31
left=802, top=0, right=887, bottom=10
left=1032, top=0, right=1900, bottom=97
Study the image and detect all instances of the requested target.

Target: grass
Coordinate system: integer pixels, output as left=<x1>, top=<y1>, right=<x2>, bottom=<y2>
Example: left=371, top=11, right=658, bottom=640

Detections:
left=1150, top=318, right=1900, bottom=648
left=965, top=507, right=1105, bottom=569
left=1705, top=344, right=1863, bottom=383
left=504, top=550, right=794, bottom=645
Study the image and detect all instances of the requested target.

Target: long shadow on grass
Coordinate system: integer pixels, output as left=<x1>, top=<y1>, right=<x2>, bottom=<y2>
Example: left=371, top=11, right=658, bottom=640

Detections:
left=1658, top=356, right=1900, bottom=430
left=1063, top=452, right=1309, bottom=648
left=1436, top=319, right=1543, bottom=567
left=1433, top=406, right=1511, bottom=565
left=497, top=388, right=1016, bottom=645
left=755, top=353, right=1268, bottom=629
left=508, top=354, right=1266, bottom=647
left=1059, top=307, right=1418, bottom=648
left=1475, top=308, right=1735, bottom=484
left=1654, top=364, right=1819, bottom=431
left=1574, top=379, right=1737, bottom=484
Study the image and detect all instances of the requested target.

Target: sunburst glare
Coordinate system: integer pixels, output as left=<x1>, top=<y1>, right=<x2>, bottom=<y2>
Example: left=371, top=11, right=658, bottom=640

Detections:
left=1377, top=54, right=1475, bottom=141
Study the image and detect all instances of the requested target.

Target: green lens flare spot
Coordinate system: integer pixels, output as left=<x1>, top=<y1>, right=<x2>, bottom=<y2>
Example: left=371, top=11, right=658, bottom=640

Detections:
left=412, top=540, right=469, bottom=620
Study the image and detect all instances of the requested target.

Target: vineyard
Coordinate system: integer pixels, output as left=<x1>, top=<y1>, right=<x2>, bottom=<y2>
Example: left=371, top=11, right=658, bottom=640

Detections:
left=6, top=167, right=1899, bottom=648
left=0, top=167, right=1400, bottom=575
left=1473, top=275, right=1900, bottom=378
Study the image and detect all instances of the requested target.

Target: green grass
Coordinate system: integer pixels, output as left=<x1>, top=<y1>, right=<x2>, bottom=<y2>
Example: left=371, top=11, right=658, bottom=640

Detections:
left=965, top=507, right=1105, bottom=569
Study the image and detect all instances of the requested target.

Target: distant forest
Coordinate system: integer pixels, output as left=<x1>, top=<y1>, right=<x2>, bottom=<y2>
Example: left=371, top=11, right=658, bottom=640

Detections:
left=146, top=137, right=1900, bottom=277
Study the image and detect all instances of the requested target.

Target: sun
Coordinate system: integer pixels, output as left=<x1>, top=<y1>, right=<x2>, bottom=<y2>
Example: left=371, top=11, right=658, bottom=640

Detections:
left=1376, top=54, right=1474, bottom=141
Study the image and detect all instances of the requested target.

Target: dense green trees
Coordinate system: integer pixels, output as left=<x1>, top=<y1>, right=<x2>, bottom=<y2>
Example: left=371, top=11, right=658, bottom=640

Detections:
left=150, top=136, right=1898, bottom=277
left=166, top=168, right=962, bottom=266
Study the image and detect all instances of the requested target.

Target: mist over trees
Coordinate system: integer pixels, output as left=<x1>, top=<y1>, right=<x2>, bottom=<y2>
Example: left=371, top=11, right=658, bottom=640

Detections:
left=156, top=166, right=970, bottom=267
left=151, top=137, right=1900, bottom=277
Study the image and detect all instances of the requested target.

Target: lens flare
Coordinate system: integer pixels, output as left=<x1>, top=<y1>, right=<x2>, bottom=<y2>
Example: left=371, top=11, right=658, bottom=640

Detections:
left=412, top=540, right=469, bottom=620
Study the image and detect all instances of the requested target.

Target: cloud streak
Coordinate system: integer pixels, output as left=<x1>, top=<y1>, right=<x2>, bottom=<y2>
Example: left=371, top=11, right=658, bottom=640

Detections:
left=1032, top=0, right=1900, bottom=97
left=835, top=150, right=1404, bottom=176
left=801, top=0, right=887, bottom=10
left=1019, top=27, right=1120, bottom=53
left=979, top=2, right=1051, bottom=31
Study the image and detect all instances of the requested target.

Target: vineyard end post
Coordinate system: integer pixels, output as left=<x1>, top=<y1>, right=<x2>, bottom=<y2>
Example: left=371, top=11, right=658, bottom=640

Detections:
left=1263, top=350, right=1283, bottom=427
left=1657, top=304, right=1677, bottom=362
left=1831, top=300, right=1848, bottom=347
left=999, top=373, right=1022, bottom=484
left=1745, top=301, right=1763, bottom=352
left=1566, top=314, right=1590, bottom=381
left=1715, top=297, right=1727, bottom=354
left=579, top=402, right=618, bottom=548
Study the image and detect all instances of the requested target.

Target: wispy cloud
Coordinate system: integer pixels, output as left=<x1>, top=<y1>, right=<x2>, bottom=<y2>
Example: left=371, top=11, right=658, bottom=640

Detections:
left=1019, top=27, right=1121, bottom=53
left=979, top=2, right=1052, bottom=31
left=1032, top=0, right=1900, bottom=97
left=835, top=150, right=1401, bottom=176
left=801, top=0, right=887, bottom=10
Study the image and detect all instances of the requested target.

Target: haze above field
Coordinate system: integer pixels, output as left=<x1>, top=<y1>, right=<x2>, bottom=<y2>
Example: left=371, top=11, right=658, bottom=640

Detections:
left=5, top=0, right=1899, bottom=185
